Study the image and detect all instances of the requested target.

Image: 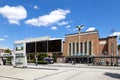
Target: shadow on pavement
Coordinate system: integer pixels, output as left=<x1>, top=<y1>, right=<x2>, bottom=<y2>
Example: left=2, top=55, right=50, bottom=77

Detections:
left=104, top=72, right=120, bottom=79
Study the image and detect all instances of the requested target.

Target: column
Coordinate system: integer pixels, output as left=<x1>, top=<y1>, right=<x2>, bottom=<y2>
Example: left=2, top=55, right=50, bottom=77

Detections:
left=75, top=42, right=76, bottom=55
left=91, top=40, right=93, bottom=55
left=13, top=44, right=16, bottom=67
left=79, top=41, right=81, bottom=54
left=68, top=42, right=69, bottom=56
left=78, top=42, right=81, bottom=54
left=71, top=42, right=73, bottom=56
left=23, top=41, right=27, bottom=68
left=83, top=41, right=84, bottom=55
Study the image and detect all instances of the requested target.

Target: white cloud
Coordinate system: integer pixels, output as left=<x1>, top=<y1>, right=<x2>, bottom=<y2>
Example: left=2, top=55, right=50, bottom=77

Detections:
left=58, top=21, right=69, bottom=26
left=110, top=32, right=120, bottom=36
left=66, top=25, right=71, bottom=29
left=86, top=27, right=96, bottom=32
left=51, top=26, right=57, bottom=30
left=0, top=38, right=5, bottom=41
left=0, top=5, right=27, bottom=25
left=25, top=9, right=70, bottom=27
left=34, top=5, right=39, bottom=9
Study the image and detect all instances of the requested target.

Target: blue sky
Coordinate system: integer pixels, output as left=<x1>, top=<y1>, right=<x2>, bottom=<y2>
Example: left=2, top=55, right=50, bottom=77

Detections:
left=0, top=0, right=120, bottom=49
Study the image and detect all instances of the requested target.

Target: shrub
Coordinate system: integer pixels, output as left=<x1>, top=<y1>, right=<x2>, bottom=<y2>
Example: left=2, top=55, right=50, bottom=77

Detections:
left=37, top=61, right=48, bottom=64
left=27, top=60, right=34, bottom=63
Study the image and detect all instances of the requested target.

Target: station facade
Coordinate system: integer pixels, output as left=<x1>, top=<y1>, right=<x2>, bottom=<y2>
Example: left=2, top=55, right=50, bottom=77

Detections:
left=12, top=30, right=120, bottom=67
left=63, top=30, right=119, bottom=65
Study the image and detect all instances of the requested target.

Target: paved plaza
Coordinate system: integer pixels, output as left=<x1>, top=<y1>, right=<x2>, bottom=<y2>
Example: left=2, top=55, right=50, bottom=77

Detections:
left=0, top=63, right=120, bottom=80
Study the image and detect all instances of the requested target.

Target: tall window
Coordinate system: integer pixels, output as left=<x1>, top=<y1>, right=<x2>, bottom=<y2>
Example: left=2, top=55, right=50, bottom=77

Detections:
left=89, top=41, right=92, bottom=55
left=84, top=42, right=87, bottom=54
left=69, top=43, right=71, bottom=55
left=73, top=43, right=75, bottom=54
left=76, top=42, right=79, bottom=53
left=80, top=42, right=83, bottom=53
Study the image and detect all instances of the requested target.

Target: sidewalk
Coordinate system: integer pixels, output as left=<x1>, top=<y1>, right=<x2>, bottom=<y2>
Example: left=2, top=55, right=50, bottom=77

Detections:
left=27, top=63, right=120, bottom=70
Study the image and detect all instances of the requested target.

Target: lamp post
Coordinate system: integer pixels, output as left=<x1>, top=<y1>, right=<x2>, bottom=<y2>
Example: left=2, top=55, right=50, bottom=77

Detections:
left=76, top=25, right=84, bottom=63
left=76, top=25, right=84, bottom=54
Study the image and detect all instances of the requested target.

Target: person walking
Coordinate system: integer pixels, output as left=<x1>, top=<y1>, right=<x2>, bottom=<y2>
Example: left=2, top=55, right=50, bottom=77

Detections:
left=35, top=57, right=38, bottom=66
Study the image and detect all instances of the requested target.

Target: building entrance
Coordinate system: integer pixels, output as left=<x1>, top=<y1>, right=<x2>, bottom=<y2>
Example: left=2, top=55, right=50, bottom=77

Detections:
left=65, top=56, right=92, bottom=63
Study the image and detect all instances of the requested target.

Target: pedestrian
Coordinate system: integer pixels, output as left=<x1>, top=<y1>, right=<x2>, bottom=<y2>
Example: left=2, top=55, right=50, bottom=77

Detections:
left=35, top=57, right=38, bottom=66
left=71, top=60, right=74, bottom=65
left=73, top=61, right=76, bottom=65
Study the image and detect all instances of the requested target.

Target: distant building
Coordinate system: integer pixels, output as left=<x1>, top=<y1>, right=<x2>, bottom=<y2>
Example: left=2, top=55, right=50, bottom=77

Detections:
left=0, top=48, right=6, bottom=53
left=0, top=48, right=12, bottom=53
left=0, top=48, right=13, bottom=65
left=63, top=30, right=119, bottom=65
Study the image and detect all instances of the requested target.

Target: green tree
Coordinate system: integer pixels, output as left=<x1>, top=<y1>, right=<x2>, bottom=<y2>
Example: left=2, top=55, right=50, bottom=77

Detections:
left=5, top=49, right=11, bottom=53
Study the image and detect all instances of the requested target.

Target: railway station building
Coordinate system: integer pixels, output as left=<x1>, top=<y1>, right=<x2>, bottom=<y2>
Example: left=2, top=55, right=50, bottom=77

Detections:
left=63, top=30, right=120, bottom=65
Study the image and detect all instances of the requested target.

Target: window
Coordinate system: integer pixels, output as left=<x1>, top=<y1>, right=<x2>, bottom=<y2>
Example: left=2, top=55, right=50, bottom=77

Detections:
left=80, top=42, right=83, bottom=53
left=36, top=41, right=47, bottom=52
left=89, top=41, right=92, bottom=55
left=76, top=42, right=79, bottom=53
left=84, top=42, right=87, bottom=54
left=26, top=42, right=35, bottom=53
left=73, top=43, right=75, bottom=54
left=15, top=43, right=24, bottom=51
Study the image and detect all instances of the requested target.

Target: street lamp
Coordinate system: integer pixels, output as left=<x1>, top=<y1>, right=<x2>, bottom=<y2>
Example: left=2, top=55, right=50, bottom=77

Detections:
left=76, top=25, right=84, bottom=63
left=76, top=24, right=84, bottom=54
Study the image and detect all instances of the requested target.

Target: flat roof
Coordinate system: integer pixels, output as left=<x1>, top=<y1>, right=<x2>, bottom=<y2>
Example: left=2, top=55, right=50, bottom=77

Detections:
left=14, top=36, right=62, bottom=44
left=65, top=30, right=99, bottom=37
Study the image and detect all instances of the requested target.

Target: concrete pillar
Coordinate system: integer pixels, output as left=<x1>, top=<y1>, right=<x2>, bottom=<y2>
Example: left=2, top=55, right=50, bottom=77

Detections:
left=13, top=44, right=16, bottom=67
left=71, top=42, right=73, bottom=56
left=23, top=41, right=27, bottom=68
left=83, top=41, right=84, bottom=55
left=68, top=42, right=69, bottom=56
left=75, top=42, right=76, bottom=55
left=91, top=40, right=93, bottom=55
left=79, top=42, right=81, bottom=54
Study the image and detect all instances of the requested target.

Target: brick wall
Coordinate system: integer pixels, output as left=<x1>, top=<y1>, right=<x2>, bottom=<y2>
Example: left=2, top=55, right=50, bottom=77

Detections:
left=63, top=31, right=100, bottom=56
left=63, top=31, right=118, bottom=57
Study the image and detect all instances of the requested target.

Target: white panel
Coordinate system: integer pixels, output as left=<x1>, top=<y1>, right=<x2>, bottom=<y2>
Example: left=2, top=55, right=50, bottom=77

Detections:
left=99, top=41, right=107, bottom=45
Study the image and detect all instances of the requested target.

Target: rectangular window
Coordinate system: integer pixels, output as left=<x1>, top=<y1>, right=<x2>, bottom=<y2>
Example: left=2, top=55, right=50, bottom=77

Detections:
left=26, top=42, right=35, bottom=53
left=84, top=42, right=87, bottom=54
left=80, top=42, right=83, bottom=53
left=73, top=43, right=75, bottom=54
left=89, top=41, right=91, bottom=55
left=76, top=42, right=79, bottom=53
